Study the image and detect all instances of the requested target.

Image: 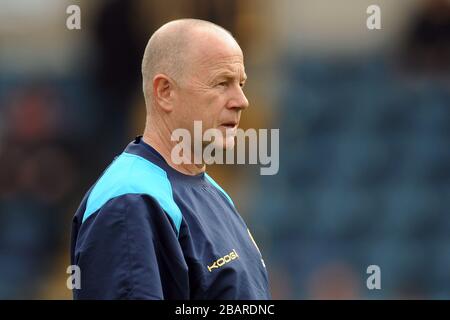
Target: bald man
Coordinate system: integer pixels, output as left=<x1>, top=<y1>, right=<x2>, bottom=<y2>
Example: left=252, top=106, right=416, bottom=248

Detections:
left=70, top=19, right=270, bottom=300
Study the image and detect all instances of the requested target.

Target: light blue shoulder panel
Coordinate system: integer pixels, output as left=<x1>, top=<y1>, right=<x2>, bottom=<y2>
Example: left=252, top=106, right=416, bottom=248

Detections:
left=205, top=173, right=235, bottom=207
left=82, top=152, right=182, bottom=235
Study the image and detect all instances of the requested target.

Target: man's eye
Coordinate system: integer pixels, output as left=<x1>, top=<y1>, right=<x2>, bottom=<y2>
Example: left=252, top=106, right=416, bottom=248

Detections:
left=217, top=81, right=227, bottom=87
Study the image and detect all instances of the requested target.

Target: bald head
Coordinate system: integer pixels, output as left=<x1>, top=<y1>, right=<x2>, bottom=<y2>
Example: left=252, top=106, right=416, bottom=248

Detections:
left=141, top=19, right=249, bottom=166
left=141, top=19, right=239, bottom=108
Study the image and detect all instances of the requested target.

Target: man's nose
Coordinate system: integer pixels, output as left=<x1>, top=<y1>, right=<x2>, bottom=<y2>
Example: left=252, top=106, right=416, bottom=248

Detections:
left=227, top=85, right=249, bottom=110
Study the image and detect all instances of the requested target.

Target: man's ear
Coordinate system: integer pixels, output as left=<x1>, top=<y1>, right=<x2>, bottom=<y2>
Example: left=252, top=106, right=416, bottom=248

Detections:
left=152, top=74, right=175, bottom=112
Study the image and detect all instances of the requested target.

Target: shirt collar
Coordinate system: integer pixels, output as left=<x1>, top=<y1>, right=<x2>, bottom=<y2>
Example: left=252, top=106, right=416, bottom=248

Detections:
left=124, top=136, right=206, bottom=182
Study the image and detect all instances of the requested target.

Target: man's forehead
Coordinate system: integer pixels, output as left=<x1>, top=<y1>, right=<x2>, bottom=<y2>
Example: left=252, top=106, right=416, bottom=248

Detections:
left=190, top=30, right=243, bottom=59
left=193, top=49, right=245, bottom=78
left=203, top=53, right=244, bottom=69
left=198, top=60, right=246, bottom=84
left=211, top=62, right=246, bottom=79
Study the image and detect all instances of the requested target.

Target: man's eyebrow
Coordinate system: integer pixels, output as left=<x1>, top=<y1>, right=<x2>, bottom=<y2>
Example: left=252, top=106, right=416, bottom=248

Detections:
left=214, top=71, right=247, bottom=82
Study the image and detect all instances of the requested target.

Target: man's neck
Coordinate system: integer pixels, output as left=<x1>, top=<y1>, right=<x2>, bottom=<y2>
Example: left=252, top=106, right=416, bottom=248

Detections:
left=142, top=130, right=206, bottom=176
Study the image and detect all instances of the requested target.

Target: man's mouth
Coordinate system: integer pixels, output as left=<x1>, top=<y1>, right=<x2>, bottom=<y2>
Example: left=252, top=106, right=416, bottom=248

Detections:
left=220, top=121, right=238, bottom=129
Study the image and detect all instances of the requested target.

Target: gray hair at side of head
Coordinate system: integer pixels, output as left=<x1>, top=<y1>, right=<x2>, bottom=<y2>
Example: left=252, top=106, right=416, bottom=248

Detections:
left=141, top=18, right=234, bottom=110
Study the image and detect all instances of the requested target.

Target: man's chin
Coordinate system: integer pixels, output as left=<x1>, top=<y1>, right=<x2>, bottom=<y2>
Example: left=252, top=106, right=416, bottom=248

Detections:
left=223, top=137, right=236, bottom=150
left=205, top=137, right=235, bottom=151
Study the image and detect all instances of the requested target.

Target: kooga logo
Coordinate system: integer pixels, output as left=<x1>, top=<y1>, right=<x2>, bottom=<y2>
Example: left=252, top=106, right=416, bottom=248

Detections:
left=207, top=249, right=239, bottom=272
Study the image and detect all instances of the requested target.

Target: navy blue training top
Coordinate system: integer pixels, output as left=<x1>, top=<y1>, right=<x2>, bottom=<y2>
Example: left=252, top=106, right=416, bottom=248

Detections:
left=70, top=136, right=271, bottom=299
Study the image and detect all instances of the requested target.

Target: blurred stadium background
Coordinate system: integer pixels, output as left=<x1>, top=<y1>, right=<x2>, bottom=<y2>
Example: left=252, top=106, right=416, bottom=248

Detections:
left=0, top=0, right=449, bottom=299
